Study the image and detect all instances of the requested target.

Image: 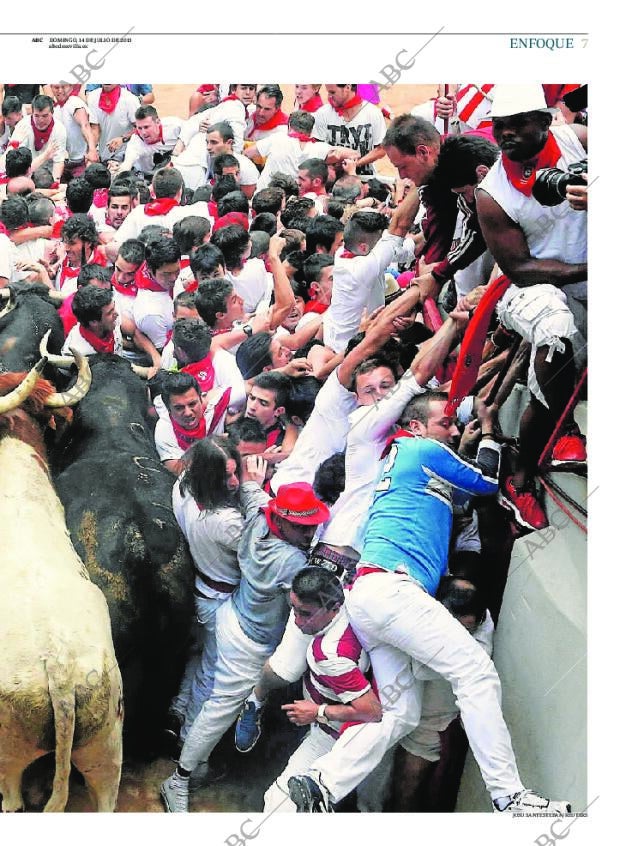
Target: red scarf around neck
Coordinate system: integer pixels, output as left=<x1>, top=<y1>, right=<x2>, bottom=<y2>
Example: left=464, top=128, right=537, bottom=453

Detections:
left=171, top=415, right=207, bottom=452
left=31, top=116, right=54, bottom=151
left=92, top=188, right=109, bottom=208
left=381, top=427, right=415, bottom=459
left=144, top=197, right=179, bottom=216
left=501, top=132, right=562, bottom=197
left=111, top=271, right=138, bottom=298
left=249, top=109, right=288, bottom=137
left=181, top=353, right=216, bottom=393
left=333, top=94, right=363, bottom=117
left=99, top=86, right=122, bottom=114
left=340, top=249, right=357, bottom=259
left=304, top=300, right=328, bottom=315
left=135, top=262, right=173, bottom=296
left=299, top=94, right=323, bottom=113
left=288, top=130, right=316, bottom=144
left=58, top=248, right=107, bottom=289
left=79, top=324, right=116, bottom=354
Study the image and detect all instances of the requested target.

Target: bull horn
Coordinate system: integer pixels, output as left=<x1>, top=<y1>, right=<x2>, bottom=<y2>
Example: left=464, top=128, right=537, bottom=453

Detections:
left=46, top=289, right=71, bottom=303
left=43, top=349, right=92, bottom=407
left=0, top=288, right=11, bottom=299
left=0, top=357, right=48, bottom=414
left=0, top=287, right=14, bottom=319
left=131, top=364, right=151, bottom=379
left=39, top=329, right=76, bottom=368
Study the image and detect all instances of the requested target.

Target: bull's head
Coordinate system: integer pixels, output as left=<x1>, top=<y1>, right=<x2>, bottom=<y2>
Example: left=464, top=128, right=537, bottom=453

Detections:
left=0, top=349, right=92, bottom=414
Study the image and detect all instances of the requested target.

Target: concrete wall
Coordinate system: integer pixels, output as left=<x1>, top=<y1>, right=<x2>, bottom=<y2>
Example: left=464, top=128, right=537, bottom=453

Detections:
left=456, top=467, right=587, bottom=811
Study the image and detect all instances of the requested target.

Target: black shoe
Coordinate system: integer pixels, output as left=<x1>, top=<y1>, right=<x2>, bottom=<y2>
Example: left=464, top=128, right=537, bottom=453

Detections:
left=287, top=775, right=334, bottom=813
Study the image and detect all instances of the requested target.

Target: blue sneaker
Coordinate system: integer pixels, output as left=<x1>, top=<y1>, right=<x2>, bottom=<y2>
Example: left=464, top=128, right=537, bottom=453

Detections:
left=235, top=700, right=263, bottom=753
left=287, top=774, right=334, bottom=813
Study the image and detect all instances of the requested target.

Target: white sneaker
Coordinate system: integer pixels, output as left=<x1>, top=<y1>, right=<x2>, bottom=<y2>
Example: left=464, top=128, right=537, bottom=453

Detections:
left=160, top=773, right=190, bottom=813
left=494, top=789, right=571, bottom=815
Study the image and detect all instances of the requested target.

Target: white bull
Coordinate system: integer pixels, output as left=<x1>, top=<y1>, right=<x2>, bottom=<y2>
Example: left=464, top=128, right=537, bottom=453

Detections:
left=0, top=357, right=123, bottom=812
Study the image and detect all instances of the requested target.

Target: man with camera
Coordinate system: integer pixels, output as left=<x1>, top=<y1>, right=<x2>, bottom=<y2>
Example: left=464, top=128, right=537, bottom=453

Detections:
left=476, top=85, right=587, bottom=532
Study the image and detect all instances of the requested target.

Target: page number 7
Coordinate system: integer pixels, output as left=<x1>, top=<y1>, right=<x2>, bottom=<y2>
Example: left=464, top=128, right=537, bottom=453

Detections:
left=581, top=38, right=588, bottom=47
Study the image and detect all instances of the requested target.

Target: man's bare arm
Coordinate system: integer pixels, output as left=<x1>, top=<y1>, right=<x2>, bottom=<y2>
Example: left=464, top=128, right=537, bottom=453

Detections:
left=476, top=189, right=587, bottom=287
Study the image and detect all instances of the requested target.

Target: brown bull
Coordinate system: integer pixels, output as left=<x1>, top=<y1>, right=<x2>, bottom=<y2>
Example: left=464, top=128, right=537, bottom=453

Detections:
left=0, top=355, right=123, bottom=812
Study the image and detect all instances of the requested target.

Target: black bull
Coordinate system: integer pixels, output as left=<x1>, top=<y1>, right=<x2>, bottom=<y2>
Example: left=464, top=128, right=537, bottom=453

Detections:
left=0, top=283, right=64, bottom=373
left=51, top=354, right=194, bottom=758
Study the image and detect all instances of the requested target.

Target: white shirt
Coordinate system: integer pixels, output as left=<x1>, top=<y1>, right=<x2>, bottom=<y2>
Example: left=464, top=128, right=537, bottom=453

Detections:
left=173, top=133, right=259, bottom=191
left=244, top=121, right=288, bottom=143
left=226, top=258, right=270, bottom=315
left=120, top=117, right=183, bottom=174
left=154, top=393, right=228, bottom=461
left=87, top=87, right=141, bottom=162
left=179, top=98, right=247, bottom=153
left=62, top=323, right=123, bottom=357
left=159, top=344, right=247, bottom=413
left=11, top=238, right=47, bottom=282
left=133, top=288, right=174, bottom=350
left=270, top=368, right=358, bottom=493
left=254, top=134, right=331, bottom=191
left=10, top=114, right=67, bottom=164
left=312, top=102, right=386, bottom=176
left=173, top=480, right=243, bottom=598
left=0, top=233, right=17, bottom=282
left=320, top=371, right=426, bottom=553
left=53, top=96, right=91, bottom=162
left=115, top=200, right=213, bottom=245
left=323, top=231, right=405, bottom=354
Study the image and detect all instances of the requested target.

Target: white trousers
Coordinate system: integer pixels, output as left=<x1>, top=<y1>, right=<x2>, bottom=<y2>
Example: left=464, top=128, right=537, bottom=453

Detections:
left=179, top=599, right=272, bottom=772
left=310, top=572, right=524, bottom=802
left=264, top=724, right=395, bottom=814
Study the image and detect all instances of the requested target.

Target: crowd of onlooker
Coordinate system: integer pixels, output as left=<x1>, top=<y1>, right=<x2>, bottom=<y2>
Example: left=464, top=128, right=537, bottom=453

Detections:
left=0, top=82, right=587, bottom=814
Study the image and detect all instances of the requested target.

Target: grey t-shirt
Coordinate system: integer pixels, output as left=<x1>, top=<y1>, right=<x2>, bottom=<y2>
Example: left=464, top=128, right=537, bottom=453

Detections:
left=233, top=482, right=308, bottom=648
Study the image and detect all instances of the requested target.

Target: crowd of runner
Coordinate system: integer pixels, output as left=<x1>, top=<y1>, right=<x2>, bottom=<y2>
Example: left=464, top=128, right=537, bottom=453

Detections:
left=0, top=82, right=587, bottom=814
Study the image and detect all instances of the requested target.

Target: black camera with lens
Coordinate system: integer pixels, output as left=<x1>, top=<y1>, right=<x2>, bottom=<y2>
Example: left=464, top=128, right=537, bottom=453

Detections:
left=531, top=159, right=587, bottom=207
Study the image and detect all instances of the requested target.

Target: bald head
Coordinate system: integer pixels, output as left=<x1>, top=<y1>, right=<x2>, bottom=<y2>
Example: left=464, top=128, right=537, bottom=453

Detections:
left=7, top=176, right=36, bottom=197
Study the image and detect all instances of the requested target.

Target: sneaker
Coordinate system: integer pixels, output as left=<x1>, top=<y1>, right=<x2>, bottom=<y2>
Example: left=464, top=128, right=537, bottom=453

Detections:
left=160, top=773, right=189, bottom=813
left=235, top=700, right=263, bottom=753
left=551, top=434, right=587, bottom=467
left=287, top=774, right=334, bottom=813
left=499, top=476, right=549, bottom=531
left=494, top=789, right=571, bottom=815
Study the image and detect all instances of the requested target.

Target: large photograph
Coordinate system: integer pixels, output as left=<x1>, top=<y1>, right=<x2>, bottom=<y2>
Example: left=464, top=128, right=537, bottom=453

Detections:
left=0, top=81, right=587, bottom=820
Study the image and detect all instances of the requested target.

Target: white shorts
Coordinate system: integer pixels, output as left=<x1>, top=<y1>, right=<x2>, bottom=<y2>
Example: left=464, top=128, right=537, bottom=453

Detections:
left=498, top=284, right=578, bottom=406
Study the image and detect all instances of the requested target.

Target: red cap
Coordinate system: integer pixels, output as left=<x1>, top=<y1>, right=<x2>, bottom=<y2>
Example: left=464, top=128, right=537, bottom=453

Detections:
left=265, top=483, right=330, bottom=526
left=197, top=84, right=217, bottom=94
left=213, top=212, right=250, bottom=232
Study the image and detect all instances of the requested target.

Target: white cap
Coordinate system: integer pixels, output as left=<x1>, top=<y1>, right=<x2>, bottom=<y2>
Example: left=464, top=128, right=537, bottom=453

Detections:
left=490, top=85, right=556, bottom=119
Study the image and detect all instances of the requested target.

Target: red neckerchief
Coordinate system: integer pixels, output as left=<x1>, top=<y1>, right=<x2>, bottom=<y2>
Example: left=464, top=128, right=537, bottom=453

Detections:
left=92, top=188, right=109, bottom=208
left=171, top=415, right=207, bottom=452
left=288, top=130, right=316, bottom=143
left=208, top=386, right=232, bottom=435
left=299, top=94, right=323, bottom=113
left=144, top=197, right=179, bottom=216
left=184, top=278, right=198, bottom=293
left=248, top=109, right=289, bottom=137
left=54, top=92, right=71, bottom=107
left=304, top=300, right=328, bottom=315
left=59, top=248, right=107, bottom=289
left=79, top=324, right=116, bottom=354
left=340, top=249, right=357, bottom=259
left=220, top=93, right=248, bottom=115
left=135, top=262, right=173, bottom=297
left=262, top=503, right=285, bottom=540
left=110, top=271, right=138, bottom=298
left=265, top=421, right=285, bottom=448
left=381, top=428, right=415, bottom=459
left=99, top=86, right=122, bottom=114
left=332, top=94, right=363, bottom=117
left=208, top=200, right=219, bottom=221
left=31, top=115, right=54, bottom=151
left=501, top=132, right=562, bottom=197
left=445, top=274, right=512, bottom=416
left=181, top=353, right=216, bottom=393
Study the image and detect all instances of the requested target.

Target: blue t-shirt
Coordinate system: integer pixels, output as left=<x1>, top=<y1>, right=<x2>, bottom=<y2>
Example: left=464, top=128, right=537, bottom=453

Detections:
left=361, top=436, right=498, bottom=595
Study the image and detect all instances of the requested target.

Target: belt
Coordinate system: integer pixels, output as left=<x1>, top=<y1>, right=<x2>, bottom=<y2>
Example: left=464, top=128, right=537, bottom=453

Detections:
left=355, top=565, right=389, bottom=578
left=194, top=573, right=237, bottom=598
